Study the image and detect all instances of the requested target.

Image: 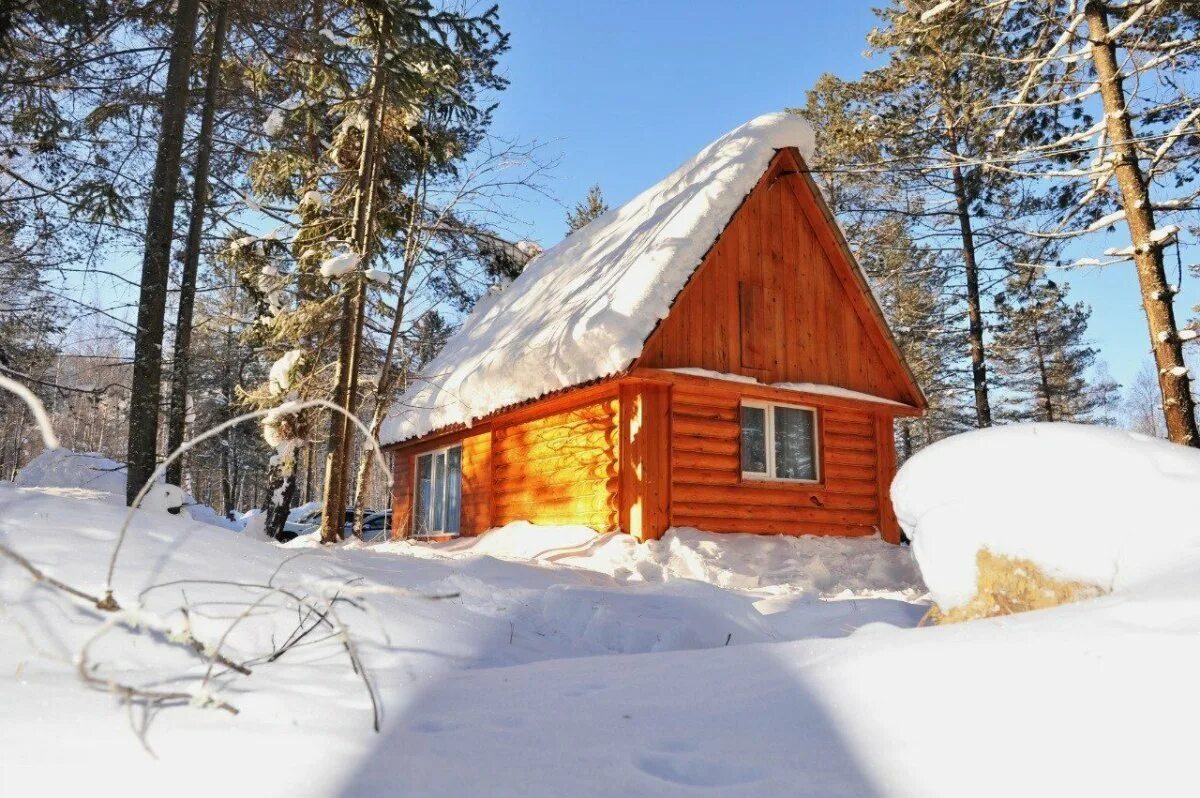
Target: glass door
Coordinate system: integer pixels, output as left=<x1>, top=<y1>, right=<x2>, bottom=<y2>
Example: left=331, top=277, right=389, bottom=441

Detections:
left=412, top=444, right=463, bottom=536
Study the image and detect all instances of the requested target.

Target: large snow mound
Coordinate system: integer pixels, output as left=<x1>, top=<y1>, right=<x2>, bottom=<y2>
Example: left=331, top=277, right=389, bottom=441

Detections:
left=380, top=112, right=817, bottom=444
left=893, top=423, right=1200, bottom=611
left=14, top=448, right=239, bottom=531
left=378, top=523, right=924, bottom=600
left=14, top=448, right=127, bottom=495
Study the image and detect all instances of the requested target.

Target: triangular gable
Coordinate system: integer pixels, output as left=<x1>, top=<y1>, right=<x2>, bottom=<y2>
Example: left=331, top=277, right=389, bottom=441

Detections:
left=636, top=148, right=926, bottom=408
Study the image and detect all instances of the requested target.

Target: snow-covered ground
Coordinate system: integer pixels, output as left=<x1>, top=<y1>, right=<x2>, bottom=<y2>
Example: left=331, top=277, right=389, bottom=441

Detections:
left=4, top=424, right=1200, bottom=796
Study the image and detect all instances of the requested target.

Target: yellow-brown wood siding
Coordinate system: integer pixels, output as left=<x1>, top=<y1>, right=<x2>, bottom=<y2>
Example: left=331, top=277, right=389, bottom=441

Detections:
left=490, top=392, right=620, bottom=531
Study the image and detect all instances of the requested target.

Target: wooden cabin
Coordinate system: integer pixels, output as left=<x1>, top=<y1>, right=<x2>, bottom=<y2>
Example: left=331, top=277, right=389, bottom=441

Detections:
left=380, top=113, right=926, bottom=543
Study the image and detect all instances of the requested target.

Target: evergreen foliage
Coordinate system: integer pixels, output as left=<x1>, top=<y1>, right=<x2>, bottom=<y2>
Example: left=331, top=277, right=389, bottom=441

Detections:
left=991, top=277, right=1102, bottom=423
left=565, top=184, right=609, bottom=233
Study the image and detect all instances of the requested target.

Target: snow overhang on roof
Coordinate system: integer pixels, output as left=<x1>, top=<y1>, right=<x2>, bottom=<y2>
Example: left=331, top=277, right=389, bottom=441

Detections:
left=380, top=112, right=817, bottom=446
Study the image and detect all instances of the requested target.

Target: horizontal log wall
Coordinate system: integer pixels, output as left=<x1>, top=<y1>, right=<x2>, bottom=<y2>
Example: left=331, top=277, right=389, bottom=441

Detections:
left=668, top=384, right=881, bottom=537
left=491, top=392, right=620, bottom=531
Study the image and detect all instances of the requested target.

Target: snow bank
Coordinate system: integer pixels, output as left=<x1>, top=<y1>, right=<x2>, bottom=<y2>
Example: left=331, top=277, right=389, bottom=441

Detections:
left=576, top=528, right=922, bottom=598
left=405, top=521, right=600, bottom=560
left=380, top=112, right=818, bottom=444
left=8, top=435, right=1200, bottom=795
left=380, top=523, right=924, bottom=600
left=893, top=423, right=1200, bottom=611
left=14, top=449, right=126, bottom=495
left=14, top=448, right=239, bottom=531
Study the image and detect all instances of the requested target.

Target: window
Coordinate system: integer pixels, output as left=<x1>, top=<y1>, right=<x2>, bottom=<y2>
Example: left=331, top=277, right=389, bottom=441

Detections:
left=413, top=444, right=463, bottom=536
left=740, top=401, right=818, bottom=482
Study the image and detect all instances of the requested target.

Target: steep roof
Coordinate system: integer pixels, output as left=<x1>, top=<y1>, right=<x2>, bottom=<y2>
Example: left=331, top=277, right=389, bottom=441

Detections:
left=380, top=112, right=820, bottom=445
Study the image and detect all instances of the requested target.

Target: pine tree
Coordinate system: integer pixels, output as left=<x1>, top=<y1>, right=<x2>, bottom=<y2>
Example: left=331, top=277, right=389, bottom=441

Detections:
left=125, top=0, right=203, bottom=503
left=1090, top=362, right=1122, bottom=427
left=853, top=217, right=968, bottom=457
left=565, top=184, right=608, bottom=233
left=958, top=0, right=1200, bottom=445
left=991, top=277, right=1102, bottom=423
left=222, top=0, right=510, bottom=540
left=803, top=6, right=1082, bottom=430
left=165, top=0, right=232, bottom=488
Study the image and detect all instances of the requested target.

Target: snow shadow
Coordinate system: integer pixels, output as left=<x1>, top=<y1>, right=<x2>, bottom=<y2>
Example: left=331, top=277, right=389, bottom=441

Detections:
left=325, top=547, right=892, bottom=796
left=334, top=637, right=886, bottom=797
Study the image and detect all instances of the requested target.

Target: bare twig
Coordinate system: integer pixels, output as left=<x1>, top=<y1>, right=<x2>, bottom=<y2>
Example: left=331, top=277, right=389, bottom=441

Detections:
left=0, top=541, right=105, bottom=606
left=103, top=397, right=393, bottom=609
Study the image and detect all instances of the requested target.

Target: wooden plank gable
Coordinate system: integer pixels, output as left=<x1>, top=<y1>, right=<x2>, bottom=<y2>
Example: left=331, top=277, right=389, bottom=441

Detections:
left=636, top=148, right=923, bottom=408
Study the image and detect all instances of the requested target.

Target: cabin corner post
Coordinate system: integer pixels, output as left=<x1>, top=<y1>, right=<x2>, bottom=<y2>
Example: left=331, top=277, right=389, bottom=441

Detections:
left=390, top=448, right=414, bottom=541
left=619, top=380, right=671, bottom=541
left=874, top=415, right=901, bottom=544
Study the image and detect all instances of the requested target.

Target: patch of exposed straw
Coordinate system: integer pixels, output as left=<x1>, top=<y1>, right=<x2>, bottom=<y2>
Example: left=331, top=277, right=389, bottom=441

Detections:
left=927, top=548, right=1106, bottom=625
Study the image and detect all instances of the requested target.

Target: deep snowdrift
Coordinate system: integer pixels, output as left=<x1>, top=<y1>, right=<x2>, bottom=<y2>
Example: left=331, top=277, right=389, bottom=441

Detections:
left=893, top=423, right=1200, bottom=611
left=6, top=424, right=1200, bottom=796
left=375, top=522, right=923, bottom=599
left=14, top=448, right=240, bottom=530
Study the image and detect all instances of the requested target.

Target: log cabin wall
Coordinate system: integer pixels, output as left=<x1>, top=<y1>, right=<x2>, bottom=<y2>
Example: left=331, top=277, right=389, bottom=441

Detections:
left=460, top=430, right=493, bottom=535
left=391, top=449, right=413, bottom=537
left=656, top=373, right=891, bottom=538
left=636, top=148, right=914, bottom=405
left=490, top=390, right=621, bottom=532
left=618, top=380, right=671, bottom=541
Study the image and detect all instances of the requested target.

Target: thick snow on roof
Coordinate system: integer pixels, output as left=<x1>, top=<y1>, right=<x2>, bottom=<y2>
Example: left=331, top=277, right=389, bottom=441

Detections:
left=381, top=112, right=817, bottom=444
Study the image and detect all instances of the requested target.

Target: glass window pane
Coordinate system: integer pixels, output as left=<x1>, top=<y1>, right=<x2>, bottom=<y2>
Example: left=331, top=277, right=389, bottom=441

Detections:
left=444, top=446, right=462, bottom=534
left=414, top=454, right=432, bottom=535
left=740, top=405, right=768, bottom=473
left=774, top=407, right=816, bottom=480
left=432, top=452, right=445, bottom=531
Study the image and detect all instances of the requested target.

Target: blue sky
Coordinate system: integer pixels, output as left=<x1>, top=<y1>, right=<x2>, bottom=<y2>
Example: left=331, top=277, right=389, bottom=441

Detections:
left=487, top=0, right=1198, bottom=392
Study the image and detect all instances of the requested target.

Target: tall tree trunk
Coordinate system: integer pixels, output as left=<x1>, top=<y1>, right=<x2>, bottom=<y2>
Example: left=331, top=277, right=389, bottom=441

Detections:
left=125, top=0, right=202, bottom=504
left=261, top=462, right=298, bottom=540
left=166, top=0, right=229, bottom=487
left=220, top=438, right=233, bottom=515
left=218, top=326, right=235, bottom=516
left=319, top=39, right=386, bottom=544
left=946, top=131, right=993, bottom=428
left=303, top=442, right=315, bottom=503
left=1085, top=2, right=1199, bottom=447
left=899, top=420, right=913, bottom=462
left=342, top=91, right=389, bottom=539
left=351, top=158, right=423, bottom=538
left=1032, top=325, right=1055, bottom=422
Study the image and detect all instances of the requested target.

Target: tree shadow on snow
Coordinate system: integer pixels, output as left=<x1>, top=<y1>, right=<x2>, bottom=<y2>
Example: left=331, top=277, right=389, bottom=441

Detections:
left=329, top=552, right=892, bottom=797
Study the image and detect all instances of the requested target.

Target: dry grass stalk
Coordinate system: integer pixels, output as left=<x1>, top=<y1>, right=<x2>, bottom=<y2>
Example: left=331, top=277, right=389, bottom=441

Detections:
left=930, top=548, right=1106, bottom=624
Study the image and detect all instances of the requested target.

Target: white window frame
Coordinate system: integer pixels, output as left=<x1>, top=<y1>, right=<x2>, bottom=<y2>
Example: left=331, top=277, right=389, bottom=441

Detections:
left=740, top=400, right=821, bottom=484
left=412, top=443, right=463, bottom=537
